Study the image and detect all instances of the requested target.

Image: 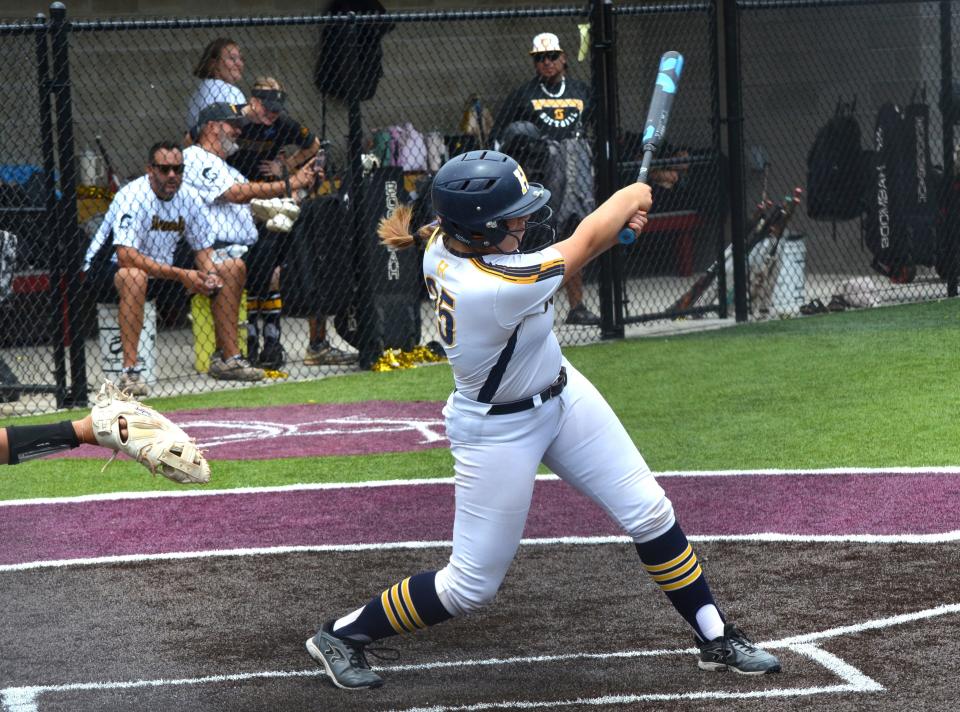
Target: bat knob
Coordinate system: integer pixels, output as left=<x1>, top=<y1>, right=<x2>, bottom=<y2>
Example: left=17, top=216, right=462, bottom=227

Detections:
left=618, top=227, right=636, bottom=245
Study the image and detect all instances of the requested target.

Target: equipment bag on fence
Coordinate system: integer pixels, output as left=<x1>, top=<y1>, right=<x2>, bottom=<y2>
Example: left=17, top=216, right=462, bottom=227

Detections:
left=335, top=166, right=420, bottom=366
left=863, top=102, right=914, bottom=281
left=900, top=91, right=939, bottom=267
left=936, top=176, right=960, bottom=283
left=806, top=98, right=868, bottom=222
left=282, top=194, right=354, bottom=318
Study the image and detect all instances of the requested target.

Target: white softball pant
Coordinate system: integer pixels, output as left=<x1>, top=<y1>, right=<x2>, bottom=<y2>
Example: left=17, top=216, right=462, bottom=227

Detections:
left=434, top=359, right=676, bottom=616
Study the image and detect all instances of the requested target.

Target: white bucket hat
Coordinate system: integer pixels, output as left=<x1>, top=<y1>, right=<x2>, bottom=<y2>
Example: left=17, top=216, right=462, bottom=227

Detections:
left=529, top=32, right=564, bottom=54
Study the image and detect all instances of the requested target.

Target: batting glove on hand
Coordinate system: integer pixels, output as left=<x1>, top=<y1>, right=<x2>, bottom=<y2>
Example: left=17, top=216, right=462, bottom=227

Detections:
left=91, top=381, right=210, bottom=484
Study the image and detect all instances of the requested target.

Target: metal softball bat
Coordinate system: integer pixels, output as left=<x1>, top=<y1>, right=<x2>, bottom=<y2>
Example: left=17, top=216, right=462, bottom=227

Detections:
left=619, top=50, right=684, bottom=245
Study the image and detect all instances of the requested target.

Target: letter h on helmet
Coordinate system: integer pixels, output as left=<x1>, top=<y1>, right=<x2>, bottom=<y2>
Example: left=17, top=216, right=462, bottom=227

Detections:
left=431, top=150, right=553, bottom=250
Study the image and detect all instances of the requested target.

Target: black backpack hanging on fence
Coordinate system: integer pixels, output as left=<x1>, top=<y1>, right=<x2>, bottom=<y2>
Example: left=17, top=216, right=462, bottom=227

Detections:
left=806, top=98, right=868, bottom=222
left=314, top=0, right=393, bottom=103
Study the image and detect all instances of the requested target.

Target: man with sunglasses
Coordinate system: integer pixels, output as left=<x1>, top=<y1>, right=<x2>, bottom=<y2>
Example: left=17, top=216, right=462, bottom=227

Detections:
left=83, top=140, right=225, bottom=395
left=491, top=32, right=600, bottom=326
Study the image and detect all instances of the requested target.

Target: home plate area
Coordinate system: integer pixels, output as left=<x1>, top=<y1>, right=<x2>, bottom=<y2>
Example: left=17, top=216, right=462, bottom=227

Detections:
left=5, top=401, right=960, bottom=711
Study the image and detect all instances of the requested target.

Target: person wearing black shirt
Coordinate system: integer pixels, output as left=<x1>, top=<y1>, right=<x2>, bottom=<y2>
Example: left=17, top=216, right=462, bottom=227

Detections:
left=227, top=77, right=321, bottom=369
left=491, top=32, right=600, bottom=326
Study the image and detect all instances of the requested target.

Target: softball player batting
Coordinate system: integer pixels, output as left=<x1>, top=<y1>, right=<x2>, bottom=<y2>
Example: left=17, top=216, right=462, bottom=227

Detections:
left=306, top=150, right=780, bottom=689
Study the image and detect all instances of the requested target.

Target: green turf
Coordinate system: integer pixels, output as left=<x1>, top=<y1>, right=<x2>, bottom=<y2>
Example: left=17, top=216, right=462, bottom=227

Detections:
left=3, top=299, right=958, bottom=500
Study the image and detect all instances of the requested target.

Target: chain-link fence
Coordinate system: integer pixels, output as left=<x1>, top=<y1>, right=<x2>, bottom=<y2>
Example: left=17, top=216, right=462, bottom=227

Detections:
left=0, top=0, right=957, bottom=415
left=738, top=0, right=958, bottom=319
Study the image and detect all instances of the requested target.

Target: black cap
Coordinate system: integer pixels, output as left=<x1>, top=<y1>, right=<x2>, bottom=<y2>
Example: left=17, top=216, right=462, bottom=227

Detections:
left=196, top=102, right=248, bottom=129
left=252, top=89, right=286, bottom=113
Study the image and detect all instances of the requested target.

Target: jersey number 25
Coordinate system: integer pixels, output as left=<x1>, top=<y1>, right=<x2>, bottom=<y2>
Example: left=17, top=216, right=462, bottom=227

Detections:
left=425, top=276, right=455, bottom=346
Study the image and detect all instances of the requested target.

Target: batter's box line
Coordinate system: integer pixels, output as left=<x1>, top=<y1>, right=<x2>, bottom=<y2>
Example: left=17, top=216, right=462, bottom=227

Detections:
left=2, top=603, right=957, bottom=712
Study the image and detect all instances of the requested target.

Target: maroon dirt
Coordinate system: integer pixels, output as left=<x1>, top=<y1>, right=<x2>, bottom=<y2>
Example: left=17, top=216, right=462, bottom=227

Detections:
left=51, top=401, right=447, bottom=460
left=2, top=472, right=958, bottom=567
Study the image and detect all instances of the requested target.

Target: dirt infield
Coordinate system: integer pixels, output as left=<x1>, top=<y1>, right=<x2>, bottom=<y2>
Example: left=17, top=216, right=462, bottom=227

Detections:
left=2, top=471, right=959, bottom=711
left=1, top=541, right=958, bottom=711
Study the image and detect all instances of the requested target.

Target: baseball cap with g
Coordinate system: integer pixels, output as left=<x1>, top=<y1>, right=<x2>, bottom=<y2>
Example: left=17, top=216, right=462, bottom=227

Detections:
left=529, top=32, right=564, bottom=55
left=197, top=102, right=249, bottom=128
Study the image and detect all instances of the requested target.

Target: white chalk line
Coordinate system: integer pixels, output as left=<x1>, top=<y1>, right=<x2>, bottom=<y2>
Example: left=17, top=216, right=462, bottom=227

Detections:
left=2, top=530, right=960, bottom=574
left=3, top=466, right=958, bottom=508
left=9, top=603, right=958, bottom=712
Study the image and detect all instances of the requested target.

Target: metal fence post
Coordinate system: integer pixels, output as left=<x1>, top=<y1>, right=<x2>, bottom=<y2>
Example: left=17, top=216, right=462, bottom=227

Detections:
left=49, top=2, right=87, bottom=407
left=719, top=0, right=748, bottom=322
left=591, top=0, right=624, bottom=339
left=708, top=1, right=729, bottom=319
left=941, top=0, right=956, bottom=297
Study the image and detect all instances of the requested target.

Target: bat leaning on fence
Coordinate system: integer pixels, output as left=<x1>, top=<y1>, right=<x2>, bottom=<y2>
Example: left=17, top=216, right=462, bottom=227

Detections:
left=618, top=50, right=684, bottom=245
left=668, top=187, right=803, bottom=315
left=749, top=188, right=804, bottom=314
left=668, top=198, right=780, bottom=314
left=95, top=134, right=122, bottom=193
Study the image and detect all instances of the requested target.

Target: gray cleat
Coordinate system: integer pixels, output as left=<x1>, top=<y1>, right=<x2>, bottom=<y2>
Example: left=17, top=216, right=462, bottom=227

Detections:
left=697, top=623, right=782, bottom=675
left=306, top=620, right=384, bottom=690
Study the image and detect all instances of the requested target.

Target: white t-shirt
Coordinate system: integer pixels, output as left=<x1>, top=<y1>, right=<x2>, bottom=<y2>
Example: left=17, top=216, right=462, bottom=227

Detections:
left=182, top=145, right=258, bottom=246
left=83, top=176, right=211, bottom=271
left=186, top=79, right=246, bottom=130
left=421, top=234, right=566, bottom=403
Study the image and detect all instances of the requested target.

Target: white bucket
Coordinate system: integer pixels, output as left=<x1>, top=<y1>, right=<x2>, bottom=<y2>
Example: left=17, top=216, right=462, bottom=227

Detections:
left=771, top=235, right=806, bottom=316
left=97, top=301, right=157, bottom=383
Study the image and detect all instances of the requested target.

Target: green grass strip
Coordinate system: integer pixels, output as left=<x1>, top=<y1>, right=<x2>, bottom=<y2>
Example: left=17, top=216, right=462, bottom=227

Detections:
left=2, top=300, right=957, bottom=501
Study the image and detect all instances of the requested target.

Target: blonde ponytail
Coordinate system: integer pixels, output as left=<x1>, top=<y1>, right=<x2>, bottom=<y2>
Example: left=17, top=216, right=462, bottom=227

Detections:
left=377, top=204, right=441, bottom=251
left=377, top=204, right=417, bottom=250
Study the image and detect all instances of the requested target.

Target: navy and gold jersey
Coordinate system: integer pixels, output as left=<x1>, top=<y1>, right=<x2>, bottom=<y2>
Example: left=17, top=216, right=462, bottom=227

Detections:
left=228, top=115, right=317, bottom=181
left=491, top=76, right=593, bottom=143
left=422, top=234, right=566, bottom=403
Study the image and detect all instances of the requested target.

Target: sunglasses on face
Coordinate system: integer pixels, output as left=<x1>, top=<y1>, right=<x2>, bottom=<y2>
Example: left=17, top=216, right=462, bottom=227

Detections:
left=533, top=51, right=562, bottom=63
left=151, top=163, right=184, bottom=175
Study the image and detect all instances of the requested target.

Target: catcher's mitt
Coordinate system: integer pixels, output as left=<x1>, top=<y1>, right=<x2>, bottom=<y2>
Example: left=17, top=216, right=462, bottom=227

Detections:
left=91, top=381, right=210, bottom=484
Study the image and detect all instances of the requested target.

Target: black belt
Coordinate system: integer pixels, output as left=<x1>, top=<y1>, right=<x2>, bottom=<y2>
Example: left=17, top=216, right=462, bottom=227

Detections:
left=487, top=367, right=567, bottom=415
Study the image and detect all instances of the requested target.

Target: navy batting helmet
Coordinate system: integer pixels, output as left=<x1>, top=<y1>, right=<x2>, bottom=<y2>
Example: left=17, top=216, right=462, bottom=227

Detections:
left=431, top=150, right=552, bottom=249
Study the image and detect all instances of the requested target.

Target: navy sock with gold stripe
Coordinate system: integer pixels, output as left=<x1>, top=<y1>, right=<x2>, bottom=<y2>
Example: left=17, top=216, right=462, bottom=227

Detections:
left=332, top=571, right=453, bottom=642
left=635, top=521, right=721, bottom=640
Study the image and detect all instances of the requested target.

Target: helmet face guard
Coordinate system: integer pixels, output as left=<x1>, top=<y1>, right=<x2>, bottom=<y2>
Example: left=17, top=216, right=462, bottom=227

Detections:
left=432, top=150, right=553, bottom=251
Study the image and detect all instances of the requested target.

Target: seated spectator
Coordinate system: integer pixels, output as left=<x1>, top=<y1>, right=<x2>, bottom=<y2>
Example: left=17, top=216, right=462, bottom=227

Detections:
left=186, top=37, right=249, bottom=131
left=83, top=141, right=226, bottom=395
left=227, top=76, right=326, bottom=369
left=182, top=102, right=317, bottom=378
